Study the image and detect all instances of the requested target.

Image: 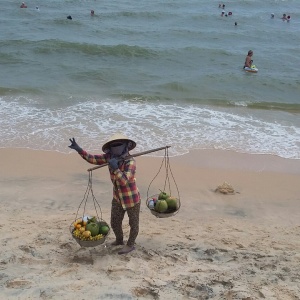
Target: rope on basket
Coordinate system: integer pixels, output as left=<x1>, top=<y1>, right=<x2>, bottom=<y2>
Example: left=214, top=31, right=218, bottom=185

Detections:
left=146, top=147, right=181, bottom=212
left=74, top=171, right=103, bottom=222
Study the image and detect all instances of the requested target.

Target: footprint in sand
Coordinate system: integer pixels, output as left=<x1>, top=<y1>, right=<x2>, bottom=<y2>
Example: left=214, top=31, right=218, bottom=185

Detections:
left=132, top=286, right=159, bottom=299
left=5, top=278, right=32, bottom=289
left=72, top=254, right=94, bottom=265
left=106, top=265, right=136, bottom=280
left=59, top=242, right=73, bottom=250
left=19, top=245, right=37, bottom=256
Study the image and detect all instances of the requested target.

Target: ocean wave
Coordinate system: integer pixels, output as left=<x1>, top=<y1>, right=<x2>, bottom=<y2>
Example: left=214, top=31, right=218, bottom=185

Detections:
left=34, top=40, right=158, bottom=58
left=2, top=39, right=158, bottom=58
left=1, top=97, right=299, bottom=159
left=112, top=10, right=167, bottom=19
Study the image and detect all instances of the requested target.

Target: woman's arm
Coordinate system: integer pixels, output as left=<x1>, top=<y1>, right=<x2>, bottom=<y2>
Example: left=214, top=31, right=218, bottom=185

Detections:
left=79, top=150, right=108, bottom=165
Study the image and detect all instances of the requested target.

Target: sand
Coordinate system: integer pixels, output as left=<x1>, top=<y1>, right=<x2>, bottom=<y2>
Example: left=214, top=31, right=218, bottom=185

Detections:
left=0, top=148, right=300, bottom=300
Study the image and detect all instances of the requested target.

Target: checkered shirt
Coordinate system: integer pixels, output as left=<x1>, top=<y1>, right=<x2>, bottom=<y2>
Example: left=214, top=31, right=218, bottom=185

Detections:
left=79, top=150, right=140, bottom=210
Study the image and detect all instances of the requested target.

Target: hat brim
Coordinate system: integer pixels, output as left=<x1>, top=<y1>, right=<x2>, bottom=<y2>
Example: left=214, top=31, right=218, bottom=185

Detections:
left=102, top=138, right=136, bottom=152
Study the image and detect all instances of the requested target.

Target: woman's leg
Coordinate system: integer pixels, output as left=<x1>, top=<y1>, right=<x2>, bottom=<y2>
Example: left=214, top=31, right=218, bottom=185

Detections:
left=126, top=201, right=141, bottom=247
left=110, top=199, right=125, bottom=244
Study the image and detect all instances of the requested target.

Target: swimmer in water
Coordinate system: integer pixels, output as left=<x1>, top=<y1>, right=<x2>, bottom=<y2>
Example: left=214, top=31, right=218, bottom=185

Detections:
left=20, top=2, right=27, bottom=8
left=244, top=50, right=254, bottom=69
left=67, top=15, right=72, bottom=20
left=91, top=10, right=94, bottom=16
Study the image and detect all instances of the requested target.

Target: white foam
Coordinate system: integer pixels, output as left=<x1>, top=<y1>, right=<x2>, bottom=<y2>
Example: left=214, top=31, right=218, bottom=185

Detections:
left=0, top=98, right=299, bottom=159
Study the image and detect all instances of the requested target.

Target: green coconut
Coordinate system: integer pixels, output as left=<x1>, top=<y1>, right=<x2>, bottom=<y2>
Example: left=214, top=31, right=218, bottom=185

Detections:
left=166, top=197, right=178, bottom=211
left=158, top=191, right=170, bottom=200
left=86, top=222, right=100, bottom=236
left=99, top=225, right=110, bottom=235
left=155, top=199, right=168, bottom=213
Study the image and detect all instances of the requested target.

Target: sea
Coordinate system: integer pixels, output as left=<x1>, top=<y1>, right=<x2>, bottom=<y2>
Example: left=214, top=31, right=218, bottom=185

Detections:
left=1, top=0, right=300, bottom=159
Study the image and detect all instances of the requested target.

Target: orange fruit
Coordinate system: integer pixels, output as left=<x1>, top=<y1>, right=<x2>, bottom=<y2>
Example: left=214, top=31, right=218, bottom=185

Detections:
left=76, top=224, right=82, bottom=229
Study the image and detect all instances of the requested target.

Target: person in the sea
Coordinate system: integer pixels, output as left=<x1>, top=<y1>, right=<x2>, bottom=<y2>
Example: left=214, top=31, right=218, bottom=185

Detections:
left=244, top=50, right=253, bottom=69
left=68, top=133, right=141, bottom=255
left=281, top=13, right=287, bottom=20
left=91, top=10, right=94, bottom=16
left=20, top=2, right=27, bottom=8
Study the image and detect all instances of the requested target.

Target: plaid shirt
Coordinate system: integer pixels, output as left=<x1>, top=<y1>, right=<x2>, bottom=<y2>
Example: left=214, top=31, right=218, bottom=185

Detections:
left=79, top=150, right=140, bottom=210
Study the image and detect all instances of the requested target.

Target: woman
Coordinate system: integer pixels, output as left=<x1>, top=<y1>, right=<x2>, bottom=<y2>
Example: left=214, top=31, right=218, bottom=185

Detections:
left=69, top=133, right=140, bottom=255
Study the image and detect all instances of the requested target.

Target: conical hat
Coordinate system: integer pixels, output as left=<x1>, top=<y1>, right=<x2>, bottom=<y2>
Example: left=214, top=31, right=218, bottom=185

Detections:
left=102, top=133, right=136, bottom=152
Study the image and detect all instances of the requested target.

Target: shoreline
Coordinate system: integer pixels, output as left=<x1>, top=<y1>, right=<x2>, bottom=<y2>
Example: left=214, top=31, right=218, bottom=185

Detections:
left=1, top=148, right=300, bottom=299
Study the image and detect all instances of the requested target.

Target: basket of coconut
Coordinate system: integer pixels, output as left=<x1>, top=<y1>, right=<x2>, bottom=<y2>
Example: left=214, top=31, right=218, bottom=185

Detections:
left=146, top=191, right=180, bottom=218
left=145, top=146, right=181, bottom=218
left=70, top=215, right=110, bottom=247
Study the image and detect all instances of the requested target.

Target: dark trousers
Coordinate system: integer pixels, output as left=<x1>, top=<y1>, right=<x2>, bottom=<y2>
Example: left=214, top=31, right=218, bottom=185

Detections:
left=110, top=199, right=140, bottom=247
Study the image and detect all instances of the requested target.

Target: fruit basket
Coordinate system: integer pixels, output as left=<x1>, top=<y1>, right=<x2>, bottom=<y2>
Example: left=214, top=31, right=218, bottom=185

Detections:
left=146, top=193, right=180, bottom=218
left=70, top=170, right=111, bottom=247
left=70, top=216, right=110, bottom=248
left=145, top=146, right=181, bottom=219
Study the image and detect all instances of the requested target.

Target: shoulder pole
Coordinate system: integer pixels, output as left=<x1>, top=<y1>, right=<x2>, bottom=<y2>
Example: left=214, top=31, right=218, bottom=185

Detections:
left=87, top=145, right=171, bottom=172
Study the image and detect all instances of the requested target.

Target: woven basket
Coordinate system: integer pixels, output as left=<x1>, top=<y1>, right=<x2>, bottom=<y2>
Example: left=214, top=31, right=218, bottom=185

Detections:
left=146, top=194, right=180, bottom=218
left=70, top=219, right=110, bottom=248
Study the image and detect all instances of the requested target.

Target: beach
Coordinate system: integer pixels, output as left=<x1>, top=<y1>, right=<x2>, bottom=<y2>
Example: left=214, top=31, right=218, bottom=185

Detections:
left=1, top=0, right=300, bottom=298
left=1, top=148, right=299, bottom=299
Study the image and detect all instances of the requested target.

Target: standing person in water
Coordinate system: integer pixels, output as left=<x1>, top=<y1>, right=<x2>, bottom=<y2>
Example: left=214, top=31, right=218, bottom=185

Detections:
left=69, top=133, right=141, bottom=255
left=244, top=50, right=254, bottom=68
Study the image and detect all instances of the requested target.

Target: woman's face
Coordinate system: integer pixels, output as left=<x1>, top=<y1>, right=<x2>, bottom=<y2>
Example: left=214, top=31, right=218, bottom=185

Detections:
left=110, top=142, right=127, bottom=156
